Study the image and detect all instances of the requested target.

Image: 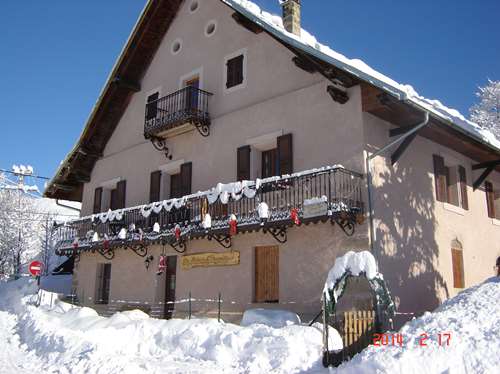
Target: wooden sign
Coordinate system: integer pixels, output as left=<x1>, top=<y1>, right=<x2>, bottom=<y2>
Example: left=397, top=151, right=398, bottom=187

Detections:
left=181, top=251, right=240, bottom=270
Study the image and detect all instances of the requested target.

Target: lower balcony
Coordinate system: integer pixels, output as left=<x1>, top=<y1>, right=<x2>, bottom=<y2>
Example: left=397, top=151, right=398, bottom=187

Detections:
left=53, top=166, right=364, bottom=260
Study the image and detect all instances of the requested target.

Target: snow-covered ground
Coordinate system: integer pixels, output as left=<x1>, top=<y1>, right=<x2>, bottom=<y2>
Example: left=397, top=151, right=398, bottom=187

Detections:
left=0, top=276, right=499, bottom=373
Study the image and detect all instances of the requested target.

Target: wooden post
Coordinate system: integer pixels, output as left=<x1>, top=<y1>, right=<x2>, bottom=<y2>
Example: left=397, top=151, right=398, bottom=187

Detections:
left=322, top=293, right=329, bottom=364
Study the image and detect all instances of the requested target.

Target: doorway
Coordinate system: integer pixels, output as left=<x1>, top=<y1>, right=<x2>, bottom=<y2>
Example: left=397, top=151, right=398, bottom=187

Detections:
left=183, top=76, right=200, bottom=114
left=163, top=256, right=177, bottom=319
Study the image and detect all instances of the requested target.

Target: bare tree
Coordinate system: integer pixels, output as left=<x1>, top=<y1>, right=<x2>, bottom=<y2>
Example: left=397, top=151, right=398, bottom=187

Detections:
left=470, top=79, right=500, bottom=138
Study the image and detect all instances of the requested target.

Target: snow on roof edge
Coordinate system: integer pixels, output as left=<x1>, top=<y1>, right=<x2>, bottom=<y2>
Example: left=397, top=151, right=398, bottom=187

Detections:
left=224, top=0, right=500, bottom=153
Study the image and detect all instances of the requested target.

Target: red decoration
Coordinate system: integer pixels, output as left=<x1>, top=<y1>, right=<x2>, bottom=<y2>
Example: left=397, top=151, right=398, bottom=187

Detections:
left=72, top=238, right=79, bottom=250
left=290, top=208, right=300, bottom=225
left=103, top=238, right=110, bottom=251
left=175, top=224, right=181, bottom=240
left=157, top=255, right=166, bottom=275
left=229, top=214, right=238, bottom=236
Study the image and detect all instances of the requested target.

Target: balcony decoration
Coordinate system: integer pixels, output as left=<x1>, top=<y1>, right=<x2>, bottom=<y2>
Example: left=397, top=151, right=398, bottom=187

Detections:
left=157, top=255, right=167, bottom=275
left=52, top=165, right=364, bottom=259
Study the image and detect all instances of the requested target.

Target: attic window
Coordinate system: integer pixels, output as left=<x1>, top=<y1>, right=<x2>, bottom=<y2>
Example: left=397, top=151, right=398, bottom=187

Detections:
left=189, top=1, right=199, bottom=13
left=171, top=39, right=182, bottom=55
left=205, top=20, right=217, bottom=37
left=224, top=49, right=247, bottom=93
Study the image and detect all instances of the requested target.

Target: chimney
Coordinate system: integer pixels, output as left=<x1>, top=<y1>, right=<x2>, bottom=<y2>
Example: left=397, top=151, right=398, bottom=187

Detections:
left=281, top=0, right=301, bottom=36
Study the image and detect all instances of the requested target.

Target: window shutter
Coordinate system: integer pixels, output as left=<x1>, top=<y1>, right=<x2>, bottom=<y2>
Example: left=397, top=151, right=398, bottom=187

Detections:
left=458, top=165, right=469, bottom=210
left=485, top=181, right=495, bottom=218
left=93, top=187, right=103, bottom=214
left=149, top=171, right=162, bottom=203
left=116, top=180, right=127, bottom=209
left=433, top=155, right=446, bottom=202
left=146, top=92, right=159, bottom=120
left=277, top=133, right=293, bottom=175
left=180, top=162, right=192, bottom=196
left=95, top=264, right=104, bottom=303
left=226, top=55, right=244, bottom=89
left=237, top=145, right=251, bottom=181
left=451, top=248, right=464, bottom=288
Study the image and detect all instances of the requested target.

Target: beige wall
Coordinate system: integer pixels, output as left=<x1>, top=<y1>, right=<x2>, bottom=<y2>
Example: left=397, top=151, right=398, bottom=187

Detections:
left=364, top=112, right=500, bottom=325
left=80, top=0, right=365, bottom=216
left=75, top=221, right=369, bottom=322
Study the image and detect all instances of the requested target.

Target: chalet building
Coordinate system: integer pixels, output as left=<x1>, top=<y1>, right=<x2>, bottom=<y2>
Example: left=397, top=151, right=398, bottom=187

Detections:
left=46, top=0, right=500, bottom=325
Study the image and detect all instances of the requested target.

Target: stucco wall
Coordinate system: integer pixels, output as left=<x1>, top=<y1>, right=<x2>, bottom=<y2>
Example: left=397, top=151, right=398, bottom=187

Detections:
left=364, top=112, right=500, bottom=325
left=80, top=0, right=366, bottom=216
left=75, top=221, right=369, bottom=322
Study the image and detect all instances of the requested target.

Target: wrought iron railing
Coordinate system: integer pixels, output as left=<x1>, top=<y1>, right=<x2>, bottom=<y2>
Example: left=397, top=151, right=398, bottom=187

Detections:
left=53, top=166, right=364, bottom=257
left=144, top=86, right=213, bottom=138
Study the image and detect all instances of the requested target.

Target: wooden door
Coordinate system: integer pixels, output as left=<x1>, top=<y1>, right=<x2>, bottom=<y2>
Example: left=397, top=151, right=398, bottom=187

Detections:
left=184, top=77, right=200, bottom=113
left=164, top=256, right=177, bottom=319
left=255, top=246, right=279, bottom=303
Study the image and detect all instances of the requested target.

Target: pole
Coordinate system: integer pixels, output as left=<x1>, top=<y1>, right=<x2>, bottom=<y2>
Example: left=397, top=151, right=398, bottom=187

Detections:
left=218, top=292, right=221, bottom=322
left=188, top=291, right=192, bottom=320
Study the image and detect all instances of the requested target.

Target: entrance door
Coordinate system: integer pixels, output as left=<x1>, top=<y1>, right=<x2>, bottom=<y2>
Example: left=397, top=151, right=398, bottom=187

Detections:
left=183, top=77, right=200, bottom=114
left=164, top=256, right=177, bottom=319
left=254, top=246, right=279, bottom=303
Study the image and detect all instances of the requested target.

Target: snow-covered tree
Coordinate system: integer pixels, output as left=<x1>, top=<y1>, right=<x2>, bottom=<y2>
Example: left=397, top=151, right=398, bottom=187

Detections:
left=470, top=79, right=500, bottom=138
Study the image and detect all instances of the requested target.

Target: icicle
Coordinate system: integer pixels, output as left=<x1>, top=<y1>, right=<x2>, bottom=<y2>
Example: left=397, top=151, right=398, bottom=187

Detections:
left=153, top=222, right=160, bottom=233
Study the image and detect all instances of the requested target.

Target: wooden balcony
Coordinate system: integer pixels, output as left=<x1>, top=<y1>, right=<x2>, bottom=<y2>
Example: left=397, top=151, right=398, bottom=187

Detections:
left=144, top=86, right=213, bottom=140
left=53, top=166, right=365, bottom=259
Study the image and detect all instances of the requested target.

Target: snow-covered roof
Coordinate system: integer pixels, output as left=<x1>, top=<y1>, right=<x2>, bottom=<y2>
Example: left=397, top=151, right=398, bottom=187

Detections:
left=223, top=0, right=500, bottom=152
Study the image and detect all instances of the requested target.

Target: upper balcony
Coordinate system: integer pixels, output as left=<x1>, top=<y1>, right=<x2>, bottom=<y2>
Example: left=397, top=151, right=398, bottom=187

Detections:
left=53, top=166, right=365, bottom=260
left=144, top=86, right=213, bottom=142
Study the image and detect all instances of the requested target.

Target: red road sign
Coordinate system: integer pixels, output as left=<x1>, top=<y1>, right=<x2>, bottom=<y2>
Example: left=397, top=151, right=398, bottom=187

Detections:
left=29, top=261, right=43, bottom=276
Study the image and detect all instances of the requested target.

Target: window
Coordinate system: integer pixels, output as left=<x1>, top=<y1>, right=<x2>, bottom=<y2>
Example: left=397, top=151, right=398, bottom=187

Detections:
left=109, top=180, right=126, bottom=210
left=95, top=263, right=111, bottom=304
left=169, top=162, right=192, bottom=199
left=189, top=1, right=199, bottom=13
left=433, top=155, right=468, bottom=210
left=171, top=39, right=182, bottom=55
left=224, top=49, right=247, bottom=92
left=451, top=240, right=464, bottom=288
left=485, top=181, right=500, bottom=219
left=262, top=149, right=278, bottom=178
left=205, top=20, right=217, bottom=37
left=146, top=92, right=159, bottom=120
left=254, top=246, right=279, bottom=303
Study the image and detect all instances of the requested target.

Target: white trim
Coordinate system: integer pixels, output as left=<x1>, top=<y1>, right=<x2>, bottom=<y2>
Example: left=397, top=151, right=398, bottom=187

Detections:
left=246, top=129, right=283, bottom=151
left=171, top=38, right=183, bottom=55
left=158, top=159, right=185, bottom=175
left=188, top=0, right=199, bottom=14
left=204, top=19, right=218, bottom=37
left=100, top=177, right=121, bottom=190
left=443, top=202, right=466, bottom=216
left=223, top=48, right=248, bottom=94
left=179, top=67, right=204, bottom=90
left=492, top=218, right=500, bottom=227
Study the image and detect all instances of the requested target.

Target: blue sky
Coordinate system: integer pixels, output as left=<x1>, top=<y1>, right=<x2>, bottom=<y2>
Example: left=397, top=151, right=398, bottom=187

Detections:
left=1, top=0, right=499, bottom=192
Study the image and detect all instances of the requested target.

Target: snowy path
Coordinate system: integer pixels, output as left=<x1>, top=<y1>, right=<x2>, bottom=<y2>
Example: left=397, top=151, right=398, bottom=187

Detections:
left=0, top=311, right=35, bottom=374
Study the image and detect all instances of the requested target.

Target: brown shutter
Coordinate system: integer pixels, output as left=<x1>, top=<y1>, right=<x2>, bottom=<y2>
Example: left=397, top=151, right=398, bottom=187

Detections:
left=149, top=171, right=162, bottom=203
left=180, top=162, right=192, bottom=196
left=226, top=55, right=244, bottom=88
left=433, top=155, right=447, bottom=202
left=116, top=180, right=127, bottom=209
left=277, top=133, right=293, bottom=176
left=254, top=246, right=279, bottom=303
left=93, top=187, right=103, bottom=214
left=451, top=248, right=464, bottom=288
left=458, top=165, right=468, bottom=210
left=237, top=145, right=251, bottom=181
left=485, top=181, right=495, bottom=218
left=95, top=264, right=104, bottom=303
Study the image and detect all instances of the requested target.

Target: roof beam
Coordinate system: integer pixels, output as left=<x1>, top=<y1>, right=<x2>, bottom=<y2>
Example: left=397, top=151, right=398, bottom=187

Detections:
left=472, top=159, right=500, bottom=170
left=292, top=56, right=316, bottom=74
left=391, top=131, right=418, bottom=165
left=389, top=123, right=421, bottom=137
left=473, top=166, right=495, bottom=191
left=231, top=12, right=263, bottom=34
left=112, top=76, right=141, bottom=92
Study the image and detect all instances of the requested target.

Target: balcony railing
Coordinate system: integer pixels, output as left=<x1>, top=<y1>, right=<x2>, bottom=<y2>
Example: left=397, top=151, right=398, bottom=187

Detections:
left=53, top=166, right=364, bottom=258
left=144, top=86, right=213, bottom=139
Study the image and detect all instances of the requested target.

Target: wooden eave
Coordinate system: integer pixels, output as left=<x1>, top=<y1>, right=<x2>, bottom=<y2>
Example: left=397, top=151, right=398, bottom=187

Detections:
left=44, top=0, right=183, bottom=201
left=361, top=83, right=500, bottom=173
left=46, top=0, right=500, bottom=202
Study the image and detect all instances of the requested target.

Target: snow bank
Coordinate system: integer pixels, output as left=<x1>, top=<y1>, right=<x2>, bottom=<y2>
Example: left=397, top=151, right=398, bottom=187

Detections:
left=224, top=0, right=500, bottom=151
left=241, top=308, right=301, bottom=328
left=339, top=277, right=500, bottom=374
left=323, top=251, right=378, bottom=297
left=1, top=278, right=334, bottom=373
